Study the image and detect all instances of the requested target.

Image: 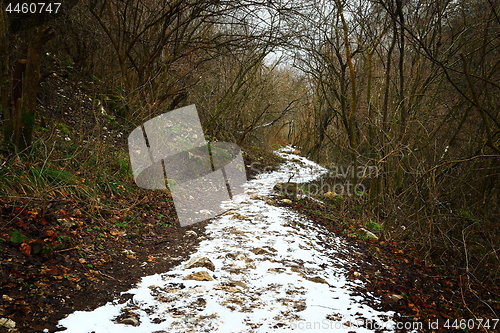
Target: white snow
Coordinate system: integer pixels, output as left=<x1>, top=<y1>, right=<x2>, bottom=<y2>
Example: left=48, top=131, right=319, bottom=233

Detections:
left=56, top=146, right=398, bottom=332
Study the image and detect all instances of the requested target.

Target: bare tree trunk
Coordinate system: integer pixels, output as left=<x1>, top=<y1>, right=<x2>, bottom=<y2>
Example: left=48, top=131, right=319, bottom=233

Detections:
left=0, top=2, right=10, bottom=146
left=396, top=0, right=406, bottom=140
left=335, top=0, right=359, bottom=186
left=18, top=26, right=54, bottom=150
left=3, top=25, right=54, bottom=151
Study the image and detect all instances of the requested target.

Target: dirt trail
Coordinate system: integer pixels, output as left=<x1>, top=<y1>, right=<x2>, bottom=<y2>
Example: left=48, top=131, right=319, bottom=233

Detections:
left=57, top=147, right=398, bottom=332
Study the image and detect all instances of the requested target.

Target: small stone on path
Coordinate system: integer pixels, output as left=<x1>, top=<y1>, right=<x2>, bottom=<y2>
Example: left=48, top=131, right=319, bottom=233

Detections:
left=183, top=271, right=214, bottom=281
left=184, top=256, right=216, bottom=271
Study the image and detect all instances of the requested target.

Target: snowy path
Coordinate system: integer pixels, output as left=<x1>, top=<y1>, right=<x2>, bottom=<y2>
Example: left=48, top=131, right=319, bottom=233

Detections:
left=57, top=147, right=397, bottom=332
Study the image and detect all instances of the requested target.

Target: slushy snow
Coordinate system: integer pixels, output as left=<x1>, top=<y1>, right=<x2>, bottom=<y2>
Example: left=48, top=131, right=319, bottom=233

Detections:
left=57, top=147, right=397, bottom=332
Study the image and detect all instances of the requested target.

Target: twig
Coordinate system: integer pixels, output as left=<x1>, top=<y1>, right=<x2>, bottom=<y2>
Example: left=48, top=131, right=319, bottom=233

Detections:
left=55, top=247, right=78, bottom=253
left=98, top=270, right=120, bottom=281
left=311, top=305, right=338, bottom=310
left=459, top=275, right=489, bottom=333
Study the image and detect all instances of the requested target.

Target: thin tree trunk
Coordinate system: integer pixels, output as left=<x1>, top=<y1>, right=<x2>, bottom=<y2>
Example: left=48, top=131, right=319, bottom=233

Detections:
left=0, top=4, right=10, bottom=145
left=335, top=0, right=359, bottom=186
left=396, top=0, right=406, bottom=139
left=18, top=26, right=53, bottom=150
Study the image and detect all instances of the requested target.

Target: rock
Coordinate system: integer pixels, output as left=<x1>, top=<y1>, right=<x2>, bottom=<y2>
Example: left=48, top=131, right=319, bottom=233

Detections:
left=222, top=209, right=239, bottom=215
left=249, top=194, right=277, bottom=206
left=183, top=271, right=214, bottom=281
left=184, top=256, right=216, bottom=271
left=306, top=276, right=328, bottom=284
left=232, top=280, right=249, bottom=289
left=120, top=316, right=140, bottom=326
left=262, top=196, right=277, bottom=206
left=229, top=228, right=247, bottom=236
left=222, top=297, right=244, bottom=307
left=291, top=267, right=305, bottom=277
left=273, top=182, right=300, bottom=194
left=323, top=191, right=337, bottom=200
left=293, top=300, right=307, bottom=312
left=0, top=318, right=15, bottom=329
left=250, top=247, right=271, bottom=255
left=359, top=228, right=379, bottom=241
left=326, top=313, right=342, bottom=321
left=229, top=213, right=249, bottom=220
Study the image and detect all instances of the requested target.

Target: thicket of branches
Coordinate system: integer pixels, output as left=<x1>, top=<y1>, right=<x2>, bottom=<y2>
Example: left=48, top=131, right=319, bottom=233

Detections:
left=1, top=0, right=498, bottom=293
left=1, top=0, right=304, bottom=154
left=45, top=0, right=303, bottom=150
left=287, top=0, right=500, bottom=285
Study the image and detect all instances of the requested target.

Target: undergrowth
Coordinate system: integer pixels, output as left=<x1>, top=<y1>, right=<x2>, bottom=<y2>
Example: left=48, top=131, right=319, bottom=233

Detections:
left=290, top=166, right=500, bottom=320
left=0, top=134, right=135, bottom=206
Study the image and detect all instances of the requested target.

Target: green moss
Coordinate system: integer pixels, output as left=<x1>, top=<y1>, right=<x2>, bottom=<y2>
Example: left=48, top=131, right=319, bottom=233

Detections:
left=366, top=221, right=383, bottom=231
left=55, top=122, right=72, bottom=135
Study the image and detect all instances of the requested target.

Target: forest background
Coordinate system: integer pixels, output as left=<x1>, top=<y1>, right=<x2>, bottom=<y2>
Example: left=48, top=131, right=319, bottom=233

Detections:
left=0, top=0, right=499, bottom=327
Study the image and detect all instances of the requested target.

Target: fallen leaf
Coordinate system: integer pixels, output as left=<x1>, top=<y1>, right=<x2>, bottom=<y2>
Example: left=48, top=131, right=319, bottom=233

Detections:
left=20, top=242, right=32, bottom=255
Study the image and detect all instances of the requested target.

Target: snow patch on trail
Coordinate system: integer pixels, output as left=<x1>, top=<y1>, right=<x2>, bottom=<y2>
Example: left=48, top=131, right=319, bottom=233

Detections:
left=57, top=147, right=397, bottom=332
